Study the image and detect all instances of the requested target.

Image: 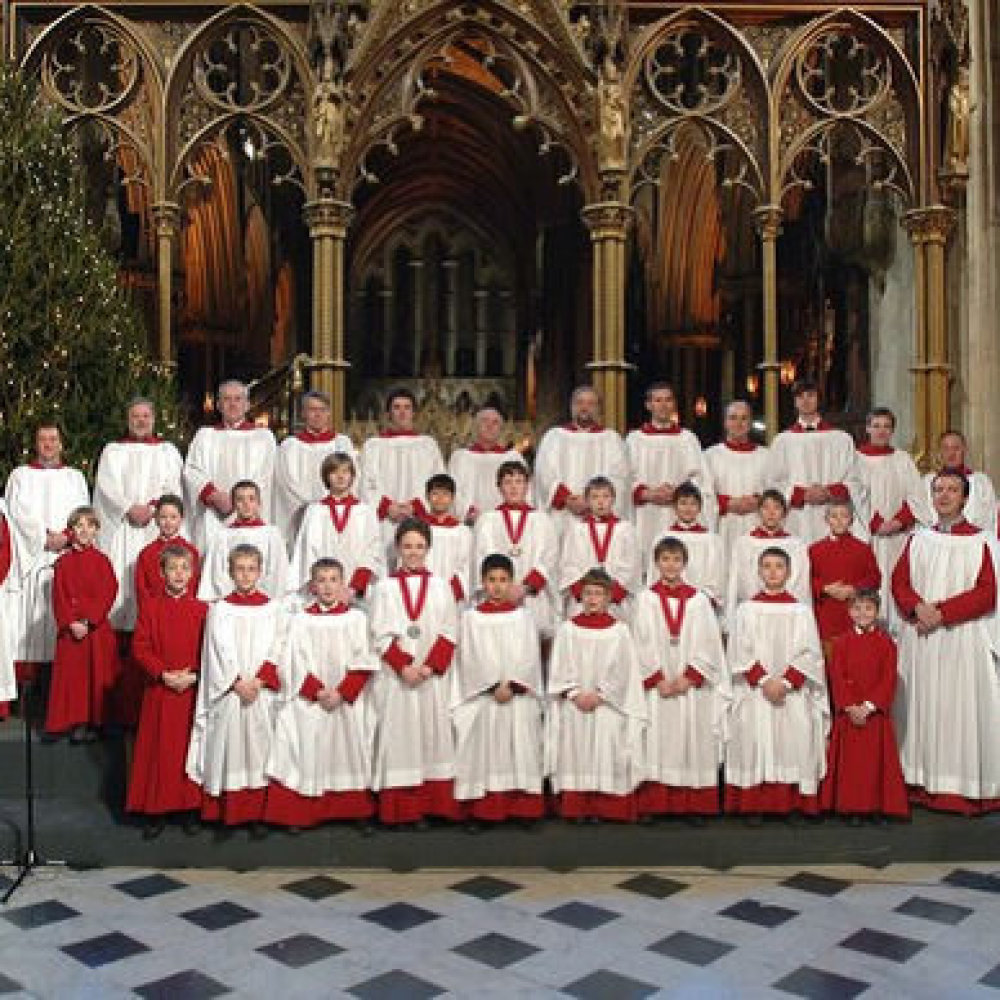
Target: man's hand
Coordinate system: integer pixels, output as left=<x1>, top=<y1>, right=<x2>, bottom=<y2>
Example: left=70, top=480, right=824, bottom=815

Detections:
left=673, top=674, right=693, bottom=696
left=162, top=670, right=185, bottom=692
left=387, top=501, right=413, bottom=523
left=915, top=601, right=943, bottom=634
left=804, top=485, right=829, bottom=506
left=401, top=664, right=424, bottom=688
left=507, top=582, right=527, bottom=605
left=824, top=581, right=856, bottom=602
left=317, top=687, right=344, bottom=712
left=565, top=494, right=589, bottom=516
left=876, top=517, right=903, bottom=537
left=761, top=676, right=787, bottom=706
left=209, top=491, right=233, bottom=517
left=233, top=677, right=260, bottom=705
left=46, top=530, right=69, bottom=553
left=845, top=704, right=870, bottom=727
left=69, top=621, right=89, bottom=641
left=493, top=682, right=514, bottom=704
left=126, top=503, right=155, bottom=528
left=656, top=677, right=676, bottom=698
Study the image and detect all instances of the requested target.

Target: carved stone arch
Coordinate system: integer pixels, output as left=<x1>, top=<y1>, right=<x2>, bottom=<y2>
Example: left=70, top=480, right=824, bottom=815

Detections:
left=341, top=4, right=598, bottom=202
left=625, top=6, right=770, bottom=207
left=162, top=3, right=312, bottom=201
left=768, top=7, right=922, bottom=206
left=20, top=4, right=164, bottom=196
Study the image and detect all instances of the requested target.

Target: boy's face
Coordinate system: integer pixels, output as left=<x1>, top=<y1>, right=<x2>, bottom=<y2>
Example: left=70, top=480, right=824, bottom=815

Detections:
left=325, top=464, right=354, bottom=495
left=231, top=555, right=262, bottom=593
left=849, top=598, right=878, bottom=630
left=825, top=505, right=852, bottom=536
left=580, top=583, right=611, bottom=615
left=499, top=473, right=529, bottom=505
left=311, top=566, right=343, bottom=605
left=656, top=549, right=686, bottom=583
left=72, top=517, right=98, bottom=546
left=645, top=388, right=675, bottom=425
left=760, top=497, right=785, bottom=530
left=795, top=389, right=819, bottom=418
left=725, top=403, right=751, bottom=440
left=389, top=396, right=415, bottom=430
left=398, top=530, right=429, bottom=571
left=233, top=487, right=261, bottom=521
left=427, top=486, right=454, bottom=515
left=675, top=495, right=701, bottom=524
left=866, top=415, right=894, bottom=447
left=156, top=504, right=183, bottom=538
left=759, top=554, right=790, bottom=591
left=587, top=486, right=615, bottom=517
left=483, top=567, right=513, bottom=603
left=163, top=556, right=193, bottom=595
left=932, top=474, right=966, bottom=519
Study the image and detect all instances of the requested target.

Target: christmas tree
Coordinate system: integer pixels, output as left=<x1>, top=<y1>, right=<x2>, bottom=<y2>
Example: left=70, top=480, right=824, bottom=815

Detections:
left=0, top=64, right=182, bottom=481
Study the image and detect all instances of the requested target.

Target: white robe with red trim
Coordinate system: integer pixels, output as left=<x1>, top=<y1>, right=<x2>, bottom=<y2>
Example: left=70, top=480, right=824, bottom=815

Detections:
left=892, top=529, right=1000, bottom=801
left=767, top=427, right=863, bottom=543
left=452, top=605, right=544, bottom=800
left=287, top=498, right=383, bottom=599
left=724, top=532, right=812, bottom=632
left=545, top=617, right=647, bottom=795
left=370, top=574, right=458, bottom=790
left=558, top=517, right=641, bottom=620
left=724, top=599, right=828, bottom=793
left=266, top=607, right=377, bottom=795
left=646, top=527, right=725, bottom=608
left=93, top=440, right=185, bottom=631
left=426, top=521, right=473, bottom=605
left=534, top=426, right=629, bottom=534
left=3, top=464, right=89, bottom=662
left=633, top=587, right=728, bottom=787
left=183, top=426, right=277, bottom=552
left=186, top=599, right=287, bottom=794
left=473, top=507, right=560, bottom=636
left=703, top=442, right=770, bottom=565
left=448, top=446, right=529, bottom=522
left=197, top=523, right=290, bottom=602
left=273, top=432, right=357, bottom=545
left=626, top=427, right=715, bottom=562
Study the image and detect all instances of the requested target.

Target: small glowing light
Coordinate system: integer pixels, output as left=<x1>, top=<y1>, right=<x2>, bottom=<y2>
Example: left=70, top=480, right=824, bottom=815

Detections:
left=780, top=359, right=797, bottom=386
left=694, top=395, right=708, bottom=418
left=745, top=374, right=759, bottom=396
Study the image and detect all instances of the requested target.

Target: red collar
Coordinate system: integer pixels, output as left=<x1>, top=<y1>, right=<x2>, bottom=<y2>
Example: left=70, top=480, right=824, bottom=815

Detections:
left=231, top=518, right=265, bottom=528
left=940, top=464, right=974, bottom=477
left=563, top=423, right=605, bottom=434
left=296, top=429, right=337, bottom=443
left=70, top=542, right=95, bottom=553
left=421, top=512, right=460, bottom=528
left=393, top=567, right=430, bottom=578
left=751, top=527, right=789, bottom=539
left=652, top=580, right=696, bottom=600
left=571, top=612, right=616, bottom=628
left=586, top=514, right=619, bottom=525
left=934, top=518, right=979, bottom=535
left=476, top=600, right=518, bottom=613
left=639, top=421, right=681, bottom=435
left=670, top=522, right=706, bottom=533
left=789, top=419, right=833, bottom=433
left=305, top=601, right=349, bottom=615
left=469, top=442, right=509, bottom=454
left=858, top=443, right=894, bottom=456
left=323, top=494, right=357, bottom=508
left=498, top=501, right=533, bottom=512
left=29, top=461, right=65, bottom=470
left=826, top=532, right=853, bottom=543
left=752, top=590, right=797, bottom=603
left=120, top=436, right=162, bottom=445
left=215, top=421, right=256, bottom=431
left=225, top=591, right=269, bottom=606
left=380, top=428, right=418, bottom=438
left=156, top=534, right=184, bottom=545
left=724, top=438, right=757, bottom=452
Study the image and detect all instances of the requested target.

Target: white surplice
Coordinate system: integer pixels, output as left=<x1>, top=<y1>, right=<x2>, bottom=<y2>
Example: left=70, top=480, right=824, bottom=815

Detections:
left=893, top=529, right=1000, bottom=801
left=370, top=573, right=458, bottom=790
left=703, top=441, right=770, bottom=565
left=197, top=522, right=290, bottom=602
left=558, top=515, right=641, bottom=620
left=921, top=470, right=998, bottom=535
left=724, top=531, right=812, bottom=632
left=448, top=446, right=528, bottom=522
left=183, top=425, right=277, bottom=552
left=266, top=606, right=377, bottom=796
left=273, top=432, right=357, bottom=546
left=186, top=597, right=286, bottom=794
left=632, top=586, right=729, bottom=786
left=452, top=604, right=544, bottom=800
left=93, top=439, right=184, bottom=630
left=3, top=464, right=89, bottom=661
left=724, top=597, right=828, bottom=793
left=645, top=526, right=725, bottom=608
left=545, top=616, right=647, bottom=795
left=425, top=520, right=473, bottom=604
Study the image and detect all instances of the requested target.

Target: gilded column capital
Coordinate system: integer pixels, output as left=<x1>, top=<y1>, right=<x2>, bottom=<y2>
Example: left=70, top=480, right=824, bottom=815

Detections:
left=581, top=201, right=632, bottom=239
left=303, top=198, right=354, bottom=239
left=151, top=201, right=181, bottom=237
left=752, top=205, right=784, bottom=240
left=902, top=204, right=957, bottom=244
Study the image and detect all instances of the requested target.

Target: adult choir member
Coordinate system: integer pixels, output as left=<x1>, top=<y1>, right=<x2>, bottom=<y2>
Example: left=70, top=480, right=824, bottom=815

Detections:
left=448, top=406, right=525, bottom=525
left=921, top=430, right=998, bottom=534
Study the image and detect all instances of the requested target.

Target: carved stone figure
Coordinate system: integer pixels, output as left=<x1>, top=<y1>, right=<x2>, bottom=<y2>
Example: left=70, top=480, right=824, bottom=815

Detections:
left=945, top=64, right=970, bottom=174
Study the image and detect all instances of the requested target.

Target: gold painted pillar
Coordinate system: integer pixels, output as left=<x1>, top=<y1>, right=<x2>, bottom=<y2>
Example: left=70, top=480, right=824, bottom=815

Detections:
left=581, top=201, right=632, bottom=432
left=151, top=202, right=180, bottom=368
left=753, top=205, right=783, bottom=441
left=904, top=206, right=956, bottom=468
left=304, top=198, right=353, bottom=423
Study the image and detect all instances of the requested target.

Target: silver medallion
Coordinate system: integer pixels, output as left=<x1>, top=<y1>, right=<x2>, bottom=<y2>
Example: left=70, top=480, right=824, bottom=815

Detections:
left=669, top=637, right=680, bottom=646
left=407, top=624, right=421, bottom=640
left=509, top=545, right=522, bottom=557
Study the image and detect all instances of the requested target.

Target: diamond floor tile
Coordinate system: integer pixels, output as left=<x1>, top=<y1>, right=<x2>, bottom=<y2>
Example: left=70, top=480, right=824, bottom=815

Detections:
left=561, top=969, right=660, bottom=999
left=981, top=963, right=1000, bottom=989
left=347, top=969, right=444, bottom=999
left=133, top=969, right=232, bottom=999
left=448, top=874, right=522, bottom=900
left=360, top=902, right=441, bottom=932
left=781, top=872, right=852, bottom=897
left=894, top=895, right=974, bottom=925
left=540, top=901, right=620, bottom=930
left=648, top=930, right=735, bottom=966
left=617, top=873, right=687, bottom=899
left=0, top=973, right=22, bottom=995
left=2, top=899, right=80, bottom=930
left=839, top=927, right=926, bottom=963
left=452, top=931, right=540, bottom=968
left=114, top=873, right=187, bottom=900
left=720, top=898, right=799, bottom=928
left=280, top=874, right=353, bottom=901
left=179, top=901, right=260, bottom=931
left=256, top=933, right=343, bottom=968
left=773, top=965, right=870, bottom=999
left=942, top=869, right=1000, bottom=894
left=61, top=931, right=149, bottom=968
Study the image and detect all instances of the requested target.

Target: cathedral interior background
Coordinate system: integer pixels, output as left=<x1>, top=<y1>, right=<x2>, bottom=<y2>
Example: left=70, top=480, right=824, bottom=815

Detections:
left=2, top=0, right=995, bottom=468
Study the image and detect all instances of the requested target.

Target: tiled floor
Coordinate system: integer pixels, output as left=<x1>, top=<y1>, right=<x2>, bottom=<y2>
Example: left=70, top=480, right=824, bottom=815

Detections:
left=1, top=861, right=999, bottom=997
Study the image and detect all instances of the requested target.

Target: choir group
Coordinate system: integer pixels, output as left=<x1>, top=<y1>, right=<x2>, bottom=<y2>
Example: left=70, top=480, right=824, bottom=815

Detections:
left=0, top=375, right=998, bottom=840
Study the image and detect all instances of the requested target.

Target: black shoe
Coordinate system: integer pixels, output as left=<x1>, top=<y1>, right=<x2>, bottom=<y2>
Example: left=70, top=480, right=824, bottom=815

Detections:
left=249, top=822, right=269, bottom=840
left=182, top=815, right=202, bottom=836
left=69, top=725, right=89, bottom=745
left=142, top=819, right=166, bottom=841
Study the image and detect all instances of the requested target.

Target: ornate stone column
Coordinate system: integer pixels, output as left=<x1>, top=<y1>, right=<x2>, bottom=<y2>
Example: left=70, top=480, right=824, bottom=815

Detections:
left=304, top=198, right=353, bottom=422
left=581, top=201, right=632, bottom=432
left=753, top=206, right=783, bottom=440
left=904, top=206, right=957, bottom=468
left=151, top=202, right=180, bottom=368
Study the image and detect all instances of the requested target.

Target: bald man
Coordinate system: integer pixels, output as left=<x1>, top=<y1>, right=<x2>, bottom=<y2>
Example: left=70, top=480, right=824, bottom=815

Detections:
left=448, top=407, right=526, bottom=525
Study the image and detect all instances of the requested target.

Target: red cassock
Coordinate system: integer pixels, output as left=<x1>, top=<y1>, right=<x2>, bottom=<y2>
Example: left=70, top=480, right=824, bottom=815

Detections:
left=134, top=536, right=201, bottom=608
left=819, top=627, right=909, bottom=817
left=808, top=533, right=881, bottom=643
left=126, top=594, right=207, bottom=815
left=0, top=514, right=11, bottom=719
left=46, top=546, right=120, bottom=733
